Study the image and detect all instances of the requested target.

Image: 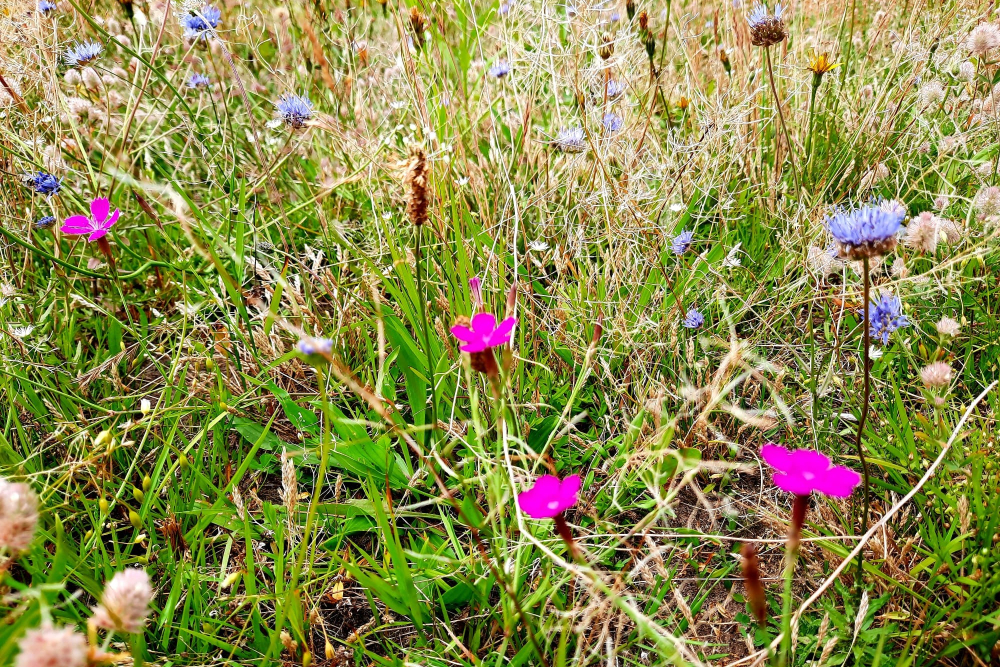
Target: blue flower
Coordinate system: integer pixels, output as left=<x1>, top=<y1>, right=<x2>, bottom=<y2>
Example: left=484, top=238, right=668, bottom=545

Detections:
left=276, top=93, right=313, bottom=128
left=499, top=1, right=511, bottom=15
left=296, top=336, right=333, bottom=356
left=35, top=215, right=55, bottom=229
left=606, top=79, right=627, bottom=100
left=747, top=2, right=783, bottom=27
left=37, top=0, right=57, bottom=14
left=64, top=41, right=103, bottom=67
left=683, top=309, right=705, bottom=329
left=181, top=5, right=221, bottom=39
left=826, top=203, right=903, bottom=260
left=867, top=293, right=908, bottom=345
left=555, top=126, right=586, bottom=152
left=746, top=3, right=785, bottom=47
left=187, top=73, right=211, bottom=89
left=27, top=172, right=61, bottom=196
left=602, top=112, right=623, bottom=133
left=488, top=60, right=511, bottom=79
left=672, top=230, right=694, bottom=255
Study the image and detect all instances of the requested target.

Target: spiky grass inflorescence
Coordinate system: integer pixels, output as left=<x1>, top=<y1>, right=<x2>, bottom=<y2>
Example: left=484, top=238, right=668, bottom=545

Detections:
left=281, top=447, right=298, bottom=541
left=405, top=148, right=429, bottom=227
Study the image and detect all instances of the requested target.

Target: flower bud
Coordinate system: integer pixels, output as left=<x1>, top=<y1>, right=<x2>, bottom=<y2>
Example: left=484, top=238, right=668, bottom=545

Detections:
left=599, top=32, right=615, bottom=60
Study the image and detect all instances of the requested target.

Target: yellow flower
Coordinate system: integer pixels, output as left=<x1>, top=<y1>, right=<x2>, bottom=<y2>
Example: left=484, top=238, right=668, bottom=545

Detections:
left=807, top=52, right=839, bottom=76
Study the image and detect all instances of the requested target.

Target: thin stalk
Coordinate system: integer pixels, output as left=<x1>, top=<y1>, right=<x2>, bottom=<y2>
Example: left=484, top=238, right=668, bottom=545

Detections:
left=854, top=257, right=872, bottom=579
left=778, top=495, right=808, bottom=667
left=415, top=224, right=438, bottom=451
left=804, top=80, right=820, bottom=184
left=764, top=47, right=801, bottom=195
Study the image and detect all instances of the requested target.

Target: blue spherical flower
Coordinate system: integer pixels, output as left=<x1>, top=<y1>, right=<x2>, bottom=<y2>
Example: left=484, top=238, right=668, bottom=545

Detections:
left=296, top=336, right=333, bottom=356
left=555, top=126, right=586, bottom=153
left=683, top=309, right=705, bottom=329
left=602, top=112, right=623, bottom=133
left=35, top=215, right=56, bottom=229
left=499, top=1, right=511, bottom=15
left=182, top=5, right=222, bottom=39
left=826, top=203, right=903, bottom=260
left=27, top=172, right=61, bottom=196
left=275, top=93, right=313, bottom=128
left=867, top=293, right=908, bottom=345
left=488, top=60, right=511, bottom=79
left=187, top=73, right=211, bottom=89
left=672, top=230, right=694, bottom=255
left=605, top=79, right=627, bottom=100
left=37, top=0, right=57, bottom=14
left=64, top=41, right=103, bottom=67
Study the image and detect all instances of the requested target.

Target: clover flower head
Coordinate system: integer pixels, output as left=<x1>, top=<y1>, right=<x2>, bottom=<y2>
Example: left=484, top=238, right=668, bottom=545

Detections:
left=15, top=626, right=88, bottom=667
left=761, top=443, right=861, bottom=498
left=555, top=126, right=586, bottom=152
left=746, top=3, right=785, bottom=47
left=181, top=5, right=221, bottom=39
left=936, top=316, right=960, bottom=337
left=27, top=172, right=61, bottom=196
left=488, top=60, right=511, bottom=78
left=965, top=23, right=1000, bottom=56
left=60, top=197, right=120, bottom=242
left=0, top=478, right=39, bottom=553
left=275, top=93, right=313, bottom=128
left=868, top=293, right=908, bottom=345
left=91, top=568, right=153, bottom=634
left=826, top=203, right=903, bottom=260
left=64, top=41, right=103, bottom=67
left=186, top=73, right=210, bottom=89
left=518, top=474, right=581, bottom=518
left=682, top=309, right=704, bottom=329
left=37, top=0, right=57, bottom=14
left=672, top=229, right=694, bottom=255
left=450, top=313, right=515, bottom=352
left=920, top=361, right=952, bottom=389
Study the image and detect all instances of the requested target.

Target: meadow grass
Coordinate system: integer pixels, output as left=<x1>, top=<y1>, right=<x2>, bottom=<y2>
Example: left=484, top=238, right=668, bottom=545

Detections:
left=1, top=0, right=1000, bottom=664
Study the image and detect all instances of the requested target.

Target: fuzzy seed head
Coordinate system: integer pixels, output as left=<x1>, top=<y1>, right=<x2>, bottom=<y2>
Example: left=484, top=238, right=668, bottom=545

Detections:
left=936, top=316, right=960, bottom=337
left=965, top=23, right=1000, bottom=56
left=406, top=148, right=429, bottom=227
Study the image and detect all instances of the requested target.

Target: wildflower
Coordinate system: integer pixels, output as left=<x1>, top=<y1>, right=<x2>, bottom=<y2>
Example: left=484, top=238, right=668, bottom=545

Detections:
left=15, top=626, right=88, bottom=667
left=746, top=2, right=786, bottom=48
left=868, top=293, right=908, bottom=345
left=10, top=325, right=34, bottom=339
left=905, top=212, right=940, bottom=254
left=26, top=172, right=61, bottom=196
left=918, top=80, right=945, bottom=107
left=964, top=23, right=1000, bottom=56
left=0, top=478, right=39, bottom=553
left=761, top=443, right=861, bottom=498
left=891, top=257, right=908, bottom=278
left=91, top=568, right=153, bottom=634
left=920, top=361, right=952, bottom=389
left=605, top=79, right=627, bottom=100
left=598, top=32, right=615, bottom=60
left=499, top=1, right=511, bottom=15
left=973, top=185, right=1000, bottom=218
left=806, top=52, right=838, bottom=83
left=409, top=7, right=427, bottom=49
left=451, top=313, right=515, bottom=352
left=405, top=148, right=428, bottom=227
left=601, top=112, right=623, bottom=133
left=682, top=309, right=704, bottom=329
left=353, top=39, right=369, bottom=66
left=469, top=277, right=483, bottom=311
left=295, top=336, right=333, bottom=367
left=807, top=245, right=841, bottom=277
left=186, top=73, right=210, bottom=89
left=555, top=126, right=587, bottom=152
left=37, top=0, right=57, bottom=14
left=64, top=41, right=103, bottom=67
left=672, top=230, right=694, bottom=255
left=35, top=215, right=55, bottom=229
left=64, top=69, right=81, bottom=86
left=826, top=203, right=903, bottom=261
left=181, top=5, right=221, bottom=40
left=488, top=60, right=511, bottom=79
left=933, top=195, right=949, bottom=210
left=958, top=61, right=976, bottom=82
left=936, top=316, right=960, bottom=337
left=858, top=163, right=890, bottom=190
left=275, top=94, right=313, bottom=128
left=517, top=474, right=581, bottom=518
left=60, top=197, right=120, bottom=242
left=81, top=66, right=101, bottom=91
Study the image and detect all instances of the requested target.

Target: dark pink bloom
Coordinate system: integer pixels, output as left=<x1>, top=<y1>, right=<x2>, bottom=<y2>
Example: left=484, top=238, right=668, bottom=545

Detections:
left=517, top=474, right=581, bottom=518
left=469, top=276, right=483, bottom=310
left=450, top=312, right=516, bottom=353
left=60, top=197, right=120, bottom=241
left=761, top=443, right=861, bottom=498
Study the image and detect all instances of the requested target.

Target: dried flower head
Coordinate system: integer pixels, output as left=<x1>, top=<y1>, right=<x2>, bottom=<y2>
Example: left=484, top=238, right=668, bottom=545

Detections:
left=936, top=316, right=960, bottom=337
left=965, top=23, right=1000, bottom=56
left=409, top=7, right=427, bottom=49
left=405, top=148, right=429, bottom=227
left=747, top=3, right=786, bottom=48
left=918, top=80, right=945, bottom=108
left=91, top=568, right=154, bottom=634
left=0, top=478, right=39, bottom=553
left=920, top=361, right=952, bottom=389
left=15, top=626, right=88, bottom=667
left=599, top=32, right=615, bottom=60
left=826, top=203, right=903, bottom=260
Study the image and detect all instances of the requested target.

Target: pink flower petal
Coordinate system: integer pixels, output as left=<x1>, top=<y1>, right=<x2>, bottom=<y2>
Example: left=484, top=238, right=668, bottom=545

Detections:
left=815, top=465, right=862, bottom=498
left=450, top=325, right=479, bottom=343
left=90, top=197, right=111, bottom=223
left=518, top=475, right=563, bottom=518
left=470, top=312, right=497, bottom=336
left=60, top=215, right=96, bottom=235
left=459, top=341, right=487, bottom=353
left=771, top=471, right=816, bottom=496
left=486, top=316, right=516, bottom=347
left=88, top=228, right=109, bottom=241
left=104, top=208, right=120, bottom=230
left=559, top=474, right=582, bottom=508
left=760, top=443, right=792, bottom=473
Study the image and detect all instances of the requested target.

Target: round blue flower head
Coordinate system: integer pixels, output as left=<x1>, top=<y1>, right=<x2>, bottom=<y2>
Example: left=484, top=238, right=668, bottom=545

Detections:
left=296, top=336, right=333, bottom=366
left=38, top=0, right=57, bottom=14
left=606, top=79, right=627, bottom=100
left=182, top=5, right=222, bottom=39
left=682, top=309, right=705, bottom=329
left=555, top=126, right=586, bottom=153
left=35, top=215, right=56, bottom=229
left=826, top=203, right=902, bottom=261
left=488, top=60, right=511, bottom=79
left=64, top=41, right=103, bottom=67
left=868, top=293, right=908, bottom=345
left=276, top=94, right=313, bottom=128
left=672, top=230, right=694, bottom=255
left=602, top=112, right=623, bottom=133
left=27, top=172, right=61, bottom=196
left=187, top=73, right=211, bottom=89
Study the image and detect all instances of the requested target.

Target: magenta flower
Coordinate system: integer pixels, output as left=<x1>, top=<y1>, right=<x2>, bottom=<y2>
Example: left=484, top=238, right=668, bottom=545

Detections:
left=517, top=474, right=581, bottom=519
left=450, top=313, right=516, bottom=353
left=60, top=197, right=120, bottom=241
left=761, top=443, right=861, bottom=498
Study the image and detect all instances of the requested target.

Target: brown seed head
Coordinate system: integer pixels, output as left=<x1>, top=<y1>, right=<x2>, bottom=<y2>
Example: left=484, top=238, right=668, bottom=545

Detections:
left=740, top=542, right=767, bottom=628
left=406, top=148, right=429, bottom=227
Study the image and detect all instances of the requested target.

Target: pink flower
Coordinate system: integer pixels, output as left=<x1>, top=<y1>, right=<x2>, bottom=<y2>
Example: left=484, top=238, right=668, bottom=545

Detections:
left=15, top=626, right=88, bottom=667
left=450, top=312, right=516, bottom=353
left=517, top=474, right=581, bottom=518
left=0, top=478, right=39, bottom=553
left=761, top=444, right=861, bottom=498
left=91, top=568, right=153, bottom=634
left=60, top=197, right=120, bottom=241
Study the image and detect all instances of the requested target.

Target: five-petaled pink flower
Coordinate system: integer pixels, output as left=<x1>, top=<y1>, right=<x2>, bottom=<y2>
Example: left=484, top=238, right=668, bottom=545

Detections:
left=61, top=197, right=120, bottom=241
left=761, top=443, right=861, bottom=498
left=518, top=474, right=581, bottom=519
left=450, top=313, right=516, bottom=353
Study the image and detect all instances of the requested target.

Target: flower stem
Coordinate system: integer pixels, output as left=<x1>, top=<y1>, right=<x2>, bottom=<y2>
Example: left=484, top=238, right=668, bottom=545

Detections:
left=764, top=47, right=801, bottom=195
left=553, top=513, right=582, bottom=562
left=415, top=224, right=438, bottom=451
left=804, top=80, right=820, bottom=185
left=854, top=257, right=872, bottom=583
left=778, top=495, right=808, bottom=667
